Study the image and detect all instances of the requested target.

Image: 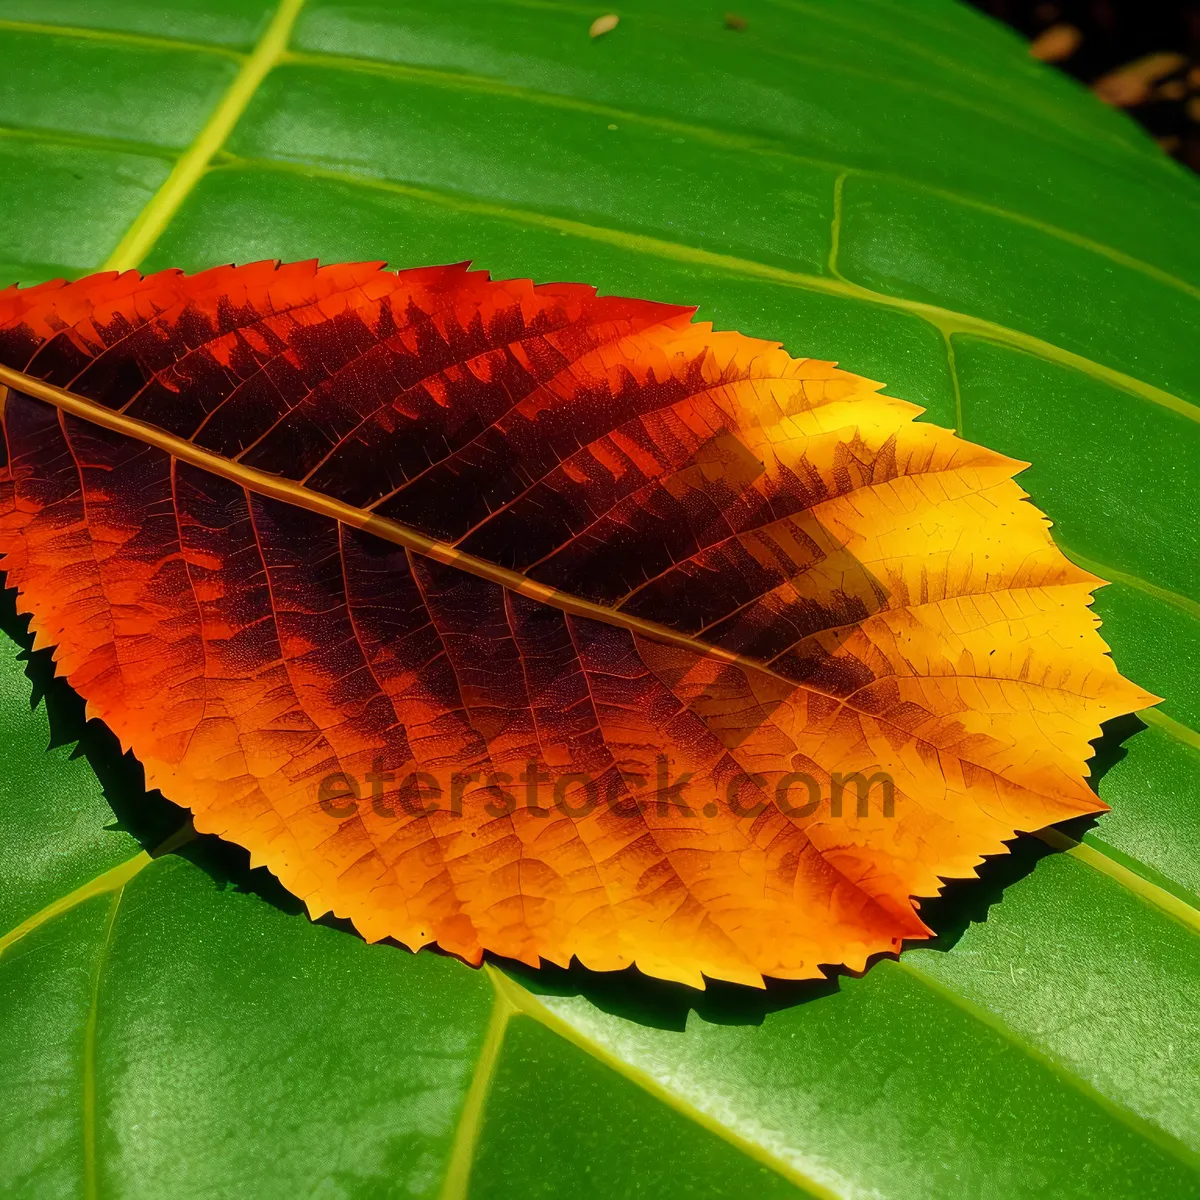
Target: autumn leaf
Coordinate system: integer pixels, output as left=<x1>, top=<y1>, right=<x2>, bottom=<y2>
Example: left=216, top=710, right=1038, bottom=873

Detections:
left=0, top=261, right=1153, bottom=988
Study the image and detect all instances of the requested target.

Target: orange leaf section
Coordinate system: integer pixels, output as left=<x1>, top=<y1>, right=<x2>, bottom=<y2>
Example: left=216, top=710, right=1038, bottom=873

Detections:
left=0, top=261, right=1153, bottom=987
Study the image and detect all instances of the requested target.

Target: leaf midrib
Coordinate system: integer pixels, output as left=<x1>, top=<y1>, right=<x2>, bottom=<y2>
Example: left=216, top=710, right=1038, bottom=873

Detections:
left=0, top=362, right=819, bottom=693
left=99, top=0, right=306, bottom=273
left=0, top=360, right=1153, bottom=827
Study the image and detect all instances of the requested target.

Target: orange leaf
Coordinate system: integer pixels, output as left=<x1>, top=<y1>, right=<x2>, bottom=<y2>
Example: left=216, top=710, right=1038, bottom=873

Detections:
left=0, top=261, right=1154, bottom=988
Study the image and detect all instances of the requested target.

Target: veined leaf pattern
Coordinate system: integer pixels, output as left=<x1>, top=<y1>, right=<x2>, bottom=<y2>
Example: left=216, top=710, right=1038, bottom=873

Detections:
left=0, top=261, right=1151, bottom=985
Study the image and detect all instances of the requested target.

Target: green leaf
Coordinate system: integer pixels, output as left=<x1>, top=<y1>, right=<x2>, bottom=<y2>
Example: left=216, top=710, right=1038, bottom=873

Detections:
left=1, top=1, right=1198, bottom=1196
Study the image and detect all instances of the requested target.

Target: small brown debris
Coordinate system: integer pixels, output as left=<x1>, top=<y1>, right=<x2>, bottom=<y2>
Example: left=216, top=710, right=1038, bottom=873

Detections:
left=1093, top=52, right=1187, bottom=108
left=724, top=12, right=748, bottom=31
left=1187, top=95, right=1200, bottom=124
left=1029, top=23, right=1081, bottom=63
left=589, top=13, right=619, bottom=38
left=1158, top=79, right=1187, bottom=102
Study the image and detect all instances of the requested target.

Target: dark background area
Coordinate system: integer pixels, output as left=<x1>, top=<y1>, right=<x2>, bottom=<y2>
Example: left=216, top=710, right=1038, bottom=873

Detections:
left=969, top=0, right=1200, bottom=171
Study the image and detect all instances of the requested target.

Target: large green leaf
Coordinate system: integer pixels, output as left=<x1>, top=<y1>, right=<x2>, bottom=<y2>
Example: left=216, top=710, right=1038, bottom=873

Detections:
left=1, top=1, right=1198, bottom=1195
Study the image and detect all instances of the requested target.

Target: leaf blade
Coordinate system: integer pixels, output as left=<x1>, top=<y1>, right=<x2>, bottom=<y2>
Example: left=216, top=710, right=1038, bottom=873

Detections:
left=0, top=259, right=1151, bottom=984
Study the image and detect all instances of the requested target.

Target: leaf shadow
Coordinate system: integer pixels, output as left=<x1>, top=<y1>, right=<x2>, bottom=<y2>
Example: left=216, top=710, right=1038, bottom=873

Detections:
left=1, top=580, right=189, bottom=852
left=889, top=711, right=1144, bottom=957
left=485, top=833, right=1052, bottom=1033
left=490, top=713, right=1149, bottom=1029
left=3, top=574, right=1150, bottom=1033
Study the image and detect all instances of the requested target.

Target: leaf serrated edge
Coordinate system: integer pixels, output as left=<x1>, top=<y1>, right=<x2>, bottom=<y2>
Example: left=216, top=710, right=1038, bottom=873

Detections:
left=206, top=156, right=1200, bottom=425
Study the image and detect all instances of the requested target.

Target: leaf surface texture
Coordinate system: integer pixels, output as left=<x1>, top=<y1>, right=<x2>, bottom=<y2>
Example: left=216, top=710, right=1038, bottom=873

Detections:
left=0, top=260, right=1150, bottom=986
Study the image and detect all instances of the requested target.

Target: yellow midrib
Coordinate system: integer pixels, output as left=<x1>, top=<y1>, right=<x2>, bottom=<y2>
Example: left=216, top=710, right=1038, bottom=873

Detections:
left=484, top=966, right=842, bottom=1199
left=0, top=852, right=151, bottom=957
left=437, top=990, right=514, bottom=1200
left=100, top=0, right=306, bottom=273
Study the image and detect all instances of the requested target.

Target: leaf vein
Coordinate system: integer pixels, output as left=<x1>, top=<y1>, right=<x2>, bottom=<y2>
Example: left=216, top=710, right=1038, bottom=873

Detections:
left=209, top=159, right=1200, bottom=422
left=101, top=0, right=306, bottom=272
left=275, top=49, right=1200, bottom=299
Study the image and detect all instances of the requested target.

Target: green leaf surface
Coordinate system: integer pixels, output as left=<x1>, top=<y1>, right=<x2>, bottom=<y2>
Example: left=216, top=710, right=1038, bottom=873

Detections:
left=1, top=1, right=1198, bottom=1196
